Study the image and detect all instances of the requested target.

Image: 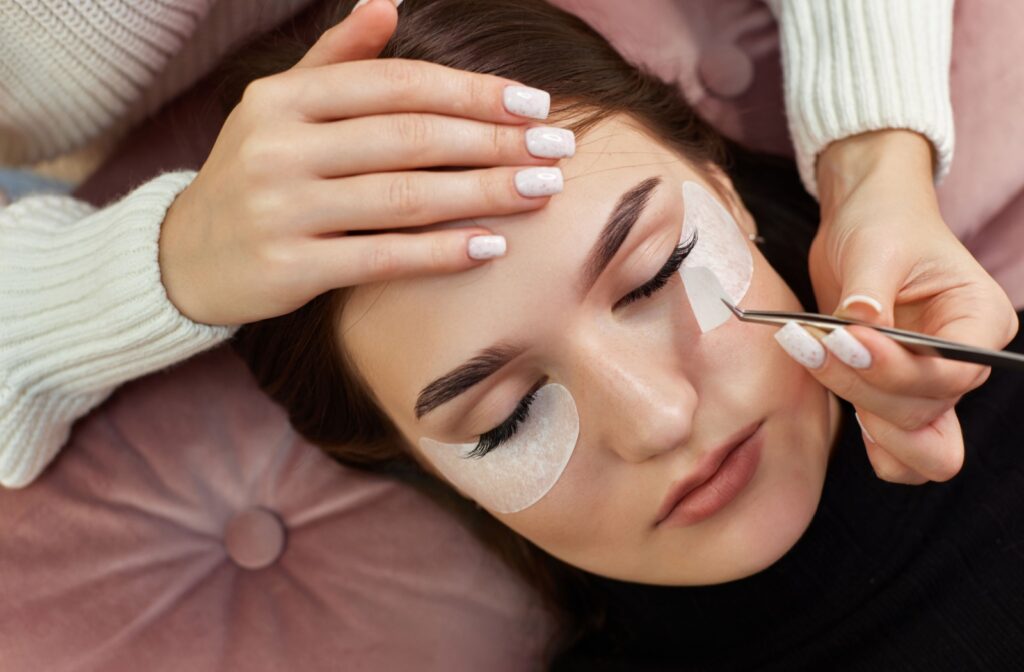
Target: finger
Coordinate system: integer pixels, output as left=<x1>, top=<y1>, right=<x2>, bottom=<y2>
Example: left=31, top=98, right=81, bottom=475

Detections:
left=282, top=58, right=550, bottom=124
left=824, top=325, right=991, bottom=401
left=302, top=227, right=506, bottom=289
left=289, top=167, right=562, bottom=234
left=301, top=114, right=565, bottom=177
left=856, top=407, right=965, bottom=483
left=293, top=0, right=398, bottom=69
left=775, top=322, right=953, bottom=432
left=863, top=439, right=930, bottom=485
left=830, top=237, right=906, bottom=326
left=855, top=409, right=930, bottom=484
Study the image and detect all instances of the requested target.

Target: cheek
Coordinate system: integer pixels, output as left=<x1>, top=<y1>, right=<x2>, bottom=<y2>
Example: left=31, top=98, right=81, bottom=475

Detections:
left=417, top=383, right=579, bottom=514
left=679, top=180, right=754, bottom=332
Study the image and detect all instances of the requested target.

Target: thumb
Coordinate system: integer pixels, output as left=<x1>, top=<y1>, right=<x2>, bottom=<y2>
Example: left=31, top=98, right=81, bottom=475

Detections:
left=831, top=246, right=906, bottom=328
left=292, top=0, right=402, bottom=70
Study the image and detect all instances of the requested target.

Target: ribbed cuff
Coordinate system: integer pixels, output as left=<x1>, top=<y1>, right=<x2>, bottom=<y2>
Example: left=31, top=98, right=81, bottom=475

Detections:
left=0, top=171, right=239, bottom=487
left=768, top=0, right=956, bottom=197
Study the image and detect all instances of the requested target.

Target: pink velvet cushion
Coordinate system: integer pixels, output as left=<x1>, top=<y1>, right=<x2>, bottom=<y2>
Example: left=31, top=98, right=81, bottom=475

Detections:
left=0, top=346, right=554, bottom=671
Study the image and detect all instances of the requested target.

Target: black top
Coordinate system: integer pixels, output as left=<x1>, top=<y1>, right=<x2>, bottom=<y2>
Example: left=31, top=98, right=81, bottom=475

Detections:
left=554, top=311, right=1024, bottom=671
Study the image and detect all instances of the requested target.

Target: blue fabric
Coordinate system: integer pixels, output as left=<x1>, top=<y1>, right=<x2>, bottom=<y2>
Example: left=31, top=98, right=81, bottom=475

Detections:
left=0, top=169, right=73, bottom=203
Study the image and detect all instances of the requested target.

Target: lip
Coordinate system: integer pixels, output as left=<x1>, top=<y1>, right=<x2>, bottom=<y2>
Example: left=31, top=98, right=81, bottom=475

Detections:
left=655, top=419, right=764, bottom=528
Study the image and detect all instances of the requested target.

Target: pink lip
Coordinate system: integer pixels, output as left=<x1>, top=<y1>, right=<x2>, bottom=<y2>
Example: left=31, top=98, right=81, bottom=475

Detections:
left=654, top=419, right=763, bottom=527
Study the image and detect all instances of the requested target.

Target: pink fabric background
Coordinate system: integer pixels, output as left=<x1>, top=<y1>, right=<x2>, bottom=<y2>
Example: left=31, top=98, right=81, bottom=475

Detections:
left=0, top=348, right=554, bottom=671
left=2, top=1, right=1021, bottom=670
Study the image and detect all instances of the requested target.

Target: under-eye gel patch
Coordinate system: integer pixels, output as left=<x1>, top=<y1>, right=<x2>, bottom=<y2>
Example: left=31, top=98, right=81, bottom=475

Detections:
left=682, top=266, right=734, bottom=332
left=417, top=383, right=579, bottom=514
left=678, top=181, right=753, bottom=332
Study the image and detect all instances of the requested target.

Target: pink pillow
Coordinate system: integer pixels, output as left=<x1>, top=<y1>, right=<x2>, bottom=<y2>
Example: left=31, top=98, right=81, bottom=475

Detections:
left=0, top=346, right=554, bottom=671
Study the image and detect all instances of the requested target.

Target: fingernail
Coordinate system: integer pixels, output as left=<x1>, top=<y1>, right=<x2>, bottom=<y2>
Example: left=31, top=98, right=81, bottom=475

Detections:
left=467, top=235, right=506, bottom=260
left=514, top=167, right=563, bottom=197
left=503, top=85, right=550, bottom=120
left=352, top=0, right=402, bottom=12
left=525, top=127, right=575, bottom=159
left=854, top=412, right=876, bottom=444
left=839, top=294, right=882, bottom=318
left=773, top=321, right=825, bottom=369
left=821, top=327, right=872, bottom=369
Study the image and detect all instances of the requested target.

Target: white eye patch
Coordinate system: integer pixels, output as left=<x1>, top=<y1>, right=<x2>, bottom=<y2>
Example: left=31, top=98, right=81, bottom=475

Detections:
left=417, top=383, right=579, bottom=514
left=678, top=181, right=753, bottom=332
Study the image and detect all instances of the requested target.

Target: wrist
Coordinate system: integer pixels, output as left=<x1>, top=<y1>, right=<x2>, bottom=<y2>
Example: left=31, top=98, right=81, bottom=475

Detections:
left=159, top=186, right=204, bottom=324
left=817, top=130, right=936, bottom=218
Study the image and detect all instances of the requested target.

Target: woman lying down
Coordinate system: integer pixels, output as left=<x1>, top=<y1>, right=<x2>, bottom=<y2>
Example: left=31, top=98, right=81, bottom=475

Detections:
left=223, top=0, right=1024, bottom=667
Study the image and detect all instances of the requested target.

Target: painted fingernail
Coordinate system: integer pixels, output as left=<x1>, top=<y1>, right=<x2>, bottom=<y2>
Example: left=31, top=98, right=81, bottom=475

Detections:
left=854, top=412, right=876, bottom=444
left=503, top=85, right=550, bottom=120
left=514, top=167, right=563, bottom=197
left=774, top=321, right=825, bottom=369
left=525, top=126, right=575, bottom=159
left=352, top=0, right=403, bottom=11
left=821, top=327, right=872, bottom=369
left=467, top=235, right=506, bottom=260
left=839, top=294, right=883, bottom=316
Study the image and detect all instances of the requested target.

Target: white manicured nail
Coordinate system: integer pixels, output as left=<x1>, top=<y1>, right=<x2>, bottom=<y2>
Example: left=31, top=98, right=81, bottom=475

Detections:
left=467, top=235, right=506, bottom=260
left=525, top=127, right=575, bottom=159
left=503, top=86, right=550, bottom=120
left=854, top=412, right=876, bottom=443
left=839, top=294, right=883, bottom=316
left=514, top=167, right=563, bottom=197
left=352, top=0, right=402, bottom=12
left=774, top=321, right=825, bottom=369
left=821, top=327, right=872, bottom=369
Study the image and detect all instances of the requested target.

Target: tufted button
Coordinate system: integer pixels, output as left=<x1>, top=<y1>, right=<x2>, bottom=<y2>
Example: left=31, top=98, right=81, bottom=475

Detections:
left=697, top=41, right=755, bottom=99
left=224, top=507, right=286, bottom=570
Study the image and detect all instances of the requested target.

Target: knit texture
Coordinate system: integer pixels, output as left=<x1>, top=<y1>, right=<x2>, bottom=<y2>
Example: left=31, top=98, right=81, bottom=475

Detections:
left=766, top=0, right=956, bottom=197
left=0, top=171, right=238, bottom=488
left=0, top=0, right=314, bottom=166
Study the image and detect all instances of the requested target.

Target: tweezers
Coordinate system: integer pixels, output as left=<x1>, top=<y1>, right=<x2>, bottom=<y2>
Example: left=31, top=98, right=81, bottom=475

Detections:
left=720, top=298, right=1024, bottom=372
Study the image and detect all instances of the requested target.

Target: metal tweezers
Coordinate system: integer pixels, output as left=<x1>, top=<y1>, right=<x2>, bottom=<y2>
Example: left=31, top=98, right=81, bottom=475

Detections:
left=720, top=298, right=1024, bottom=372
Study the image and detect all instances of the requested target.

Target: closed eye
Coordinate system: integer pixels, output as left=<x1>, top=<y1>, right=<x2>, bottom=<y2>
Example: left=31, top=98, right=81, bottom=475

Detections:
left=614, top=229, right=697, bottom=309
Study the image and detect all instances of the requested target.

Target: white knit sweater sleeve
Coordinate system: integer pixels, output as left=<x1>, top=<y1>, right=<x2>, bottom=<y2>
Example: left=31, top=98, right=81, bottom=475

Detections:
left=0, top=0, right=313, bottom=165
left=0, top=171, right=239, bottom=488
left=764, top=0, right=956, bottom=197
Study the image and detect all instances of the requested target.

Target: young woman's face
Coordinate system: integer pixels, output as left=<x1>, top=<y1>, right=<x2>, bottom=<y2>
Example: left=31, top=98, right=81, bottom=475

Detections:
left=339, top=116, right=841, bottom=585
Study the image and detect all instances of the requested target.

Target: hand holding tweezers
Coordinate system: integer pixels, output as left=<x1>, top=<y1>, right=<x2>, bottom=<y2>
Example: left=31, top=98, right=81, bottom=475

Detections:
left=721, top=299, right=1024, bottom=373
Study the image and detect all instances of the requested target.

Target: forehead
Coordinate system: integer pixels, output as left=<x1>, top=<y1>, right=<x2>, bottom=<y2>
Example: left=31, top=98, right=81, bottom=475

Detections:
left=338, top=117, right=696, bottom=430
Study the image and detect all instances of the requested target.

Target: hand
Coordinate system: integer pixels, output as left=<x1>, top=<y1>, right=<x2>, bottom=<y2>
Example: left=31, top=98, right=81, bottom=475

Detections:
left=804, top=130, right=1019, bottom=484
left=159, top=0, right=567, bottom=327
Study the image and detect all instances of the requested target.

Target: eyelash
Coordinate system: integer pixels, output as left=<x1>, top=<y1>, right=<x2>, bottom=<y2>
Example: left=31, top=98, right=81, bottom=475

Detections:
left=463, top=230, right=698, bottom=459
left=615, top=230, right=698, bottom=309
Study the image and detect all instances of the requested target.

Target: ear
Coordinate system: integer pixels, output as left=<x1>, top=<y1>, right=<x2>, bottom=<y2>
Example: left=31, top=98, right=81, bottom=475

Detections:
left=702, top=163, right=759, bottom=240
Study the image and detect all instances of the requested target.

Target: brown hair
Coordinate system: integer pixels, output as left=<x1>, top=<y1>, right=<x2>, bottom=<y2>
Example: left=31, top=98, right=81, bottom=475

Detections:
left=222, top=0, right=733, bottom=658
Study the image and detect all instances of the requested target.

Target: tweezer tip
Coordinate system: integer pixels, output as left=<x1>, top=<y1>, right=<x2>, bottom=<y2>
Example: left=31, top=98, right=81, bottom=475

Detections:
left=719, top=296, right=742, bottom=316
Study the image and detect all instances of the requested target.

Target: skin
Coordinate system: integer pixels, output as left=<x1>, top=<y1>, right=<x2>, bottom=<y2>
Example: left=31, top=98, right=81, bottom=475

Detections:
left=339, top=114, right=842, bottom=585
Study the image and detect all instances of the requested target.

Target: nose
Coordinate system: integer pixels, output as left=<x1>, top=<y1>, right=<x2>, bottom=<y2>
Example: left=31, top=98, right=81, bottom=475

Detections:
left=572, top=329, right=698, bottom=464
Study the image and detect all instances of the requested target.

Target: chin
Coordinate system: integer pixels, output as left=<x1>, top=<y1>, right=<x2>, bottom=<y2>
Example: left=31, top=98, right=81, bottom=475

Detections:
left=714, top=426, right=831, bottom=583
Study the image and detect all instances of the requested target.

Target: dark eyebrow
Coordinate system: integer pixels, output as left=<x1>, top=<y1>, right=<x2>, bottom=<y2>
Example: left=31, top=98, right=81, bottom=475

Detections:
left=579, top=175, right=662, bottom=297
left=415, top=342, right=525, bottom=419
left=413, top=175, right=663, bottom=420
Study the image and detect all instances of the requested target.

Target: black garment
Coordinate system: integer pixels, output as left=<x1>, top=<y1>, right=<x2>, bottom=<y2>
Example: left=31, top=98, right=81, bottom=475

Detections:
left=553, top=312, right=1024, bottom=671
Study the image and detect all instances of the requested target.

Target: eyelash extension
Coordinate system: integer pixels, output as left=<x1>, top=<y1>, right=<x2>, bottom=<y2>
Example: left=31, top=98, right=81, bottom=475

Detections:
left=464, top=231, right=699, bottom=459
left=464, top=384, right=541, bottom=459
left=616, top=229, right=698, bottom=309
